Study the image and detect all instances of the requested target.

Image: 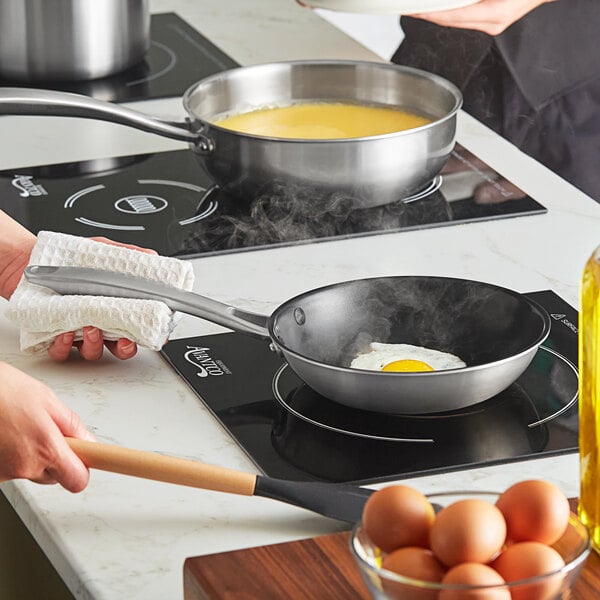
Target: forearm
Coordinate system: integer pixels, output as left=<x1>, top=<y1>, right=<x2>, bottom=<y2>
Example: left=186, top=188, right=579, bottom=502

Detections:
left=411, top=0, right=558, bottom=36
left=0, top=211, right=36, bottom=300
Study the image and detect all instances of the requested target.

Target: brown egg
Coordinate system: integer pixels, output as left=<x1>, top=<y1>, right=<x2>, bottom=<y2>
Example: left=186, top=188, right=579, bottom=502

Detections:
left=362, top=485, right=435, bottom=553
left=429, top=499, right=507, bottom=567
left=439, top=563, right=510, bottom=600
left=382, top=546, right=445, bottom=600
left=491, top=541, right=566, bottom=600
left=495, top=480, right=570, bottom=545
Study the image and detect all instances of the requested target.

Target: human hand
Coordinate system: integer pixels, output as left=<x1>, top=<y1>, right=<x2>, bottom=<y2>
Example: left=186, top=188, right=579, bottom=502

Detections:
left=411, top=0, right=556, bottom=36
left=44, top=237, right=158, bottom=362
left=0, top=225, right=157, bottom=361
left=0, top=362, right=94, bottom=492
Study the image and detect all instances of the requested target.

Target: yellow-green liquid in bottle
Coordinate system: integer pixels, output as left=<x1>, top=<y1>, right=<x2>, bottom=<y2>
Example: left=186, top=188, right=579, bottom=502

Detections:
left=579, top=246, right=600, bottom=553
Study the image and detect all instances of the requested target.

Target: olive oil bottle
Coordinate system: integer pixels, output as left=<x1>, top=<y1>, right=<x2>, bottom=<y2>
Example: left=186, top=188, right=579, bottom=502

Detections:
left=579, top=246, right=600, bottom=553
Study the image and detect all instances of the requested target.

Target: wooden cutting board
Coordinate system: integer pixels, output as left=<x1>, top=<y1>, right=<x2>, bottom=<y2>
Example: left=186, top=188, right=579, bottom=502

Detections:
left=183, top=530, right=369, bottom=600
left=184, top=500, right=600, bottom=599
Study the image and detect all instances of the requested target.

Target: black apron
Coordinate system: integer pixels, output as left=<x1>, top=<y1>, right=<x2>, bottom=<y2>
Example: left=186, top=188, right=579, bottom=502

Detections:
left=392, top=0, right=600, bottom=201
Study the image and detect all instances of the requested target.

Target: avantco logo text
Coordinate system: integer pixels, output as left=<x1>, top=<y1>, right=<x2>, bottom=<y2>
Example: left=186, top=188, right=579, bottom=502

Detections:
left=183, top=346, right=231, bottom=378
left=550, top=313, right=578, bottom=334
left=11, top=175, right=47, bottom=197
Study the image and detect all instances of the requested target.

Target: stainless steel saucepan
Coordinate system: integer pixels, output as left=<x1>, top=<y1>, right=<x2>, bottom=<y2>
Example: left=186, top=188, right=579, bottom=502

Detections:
left=25, top=266, right=550, bottom=415
left=0, top=60, right=462, bottom=207
left=0, top=0, right=150, bottom=81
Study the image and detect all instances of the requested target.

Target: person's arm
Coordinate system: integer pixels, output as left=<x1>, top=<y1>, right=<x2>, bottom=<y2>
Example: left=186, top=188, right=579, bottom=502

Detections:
left=0, top=210, right=155, bottom=361
left=295, top=0, right=555, bottom=36
left=0, top=209, right=36, bottom=301
left=0, top=361, right=93, bottom=492
left=410, top=0, right=557, bottom=36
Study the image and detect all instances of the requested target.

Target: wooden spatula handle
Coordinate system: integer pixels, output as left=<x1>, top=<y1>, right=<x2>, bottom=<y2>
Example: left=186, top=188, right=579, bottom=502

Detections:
left=66, top=438, right=257, bottom=496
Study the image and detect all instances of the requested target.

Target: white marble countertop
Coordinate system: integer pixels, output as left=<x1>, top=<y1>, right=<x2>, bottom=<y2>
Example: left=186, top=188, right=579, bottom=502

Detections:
left=1, top=1, right=599, bottom=599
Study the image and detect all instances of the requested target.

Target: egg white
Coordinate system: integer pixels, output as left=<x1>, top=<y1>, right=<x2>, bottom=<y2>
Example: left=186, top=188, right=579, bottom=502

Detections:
left=349, top=342, right=466, bottom=372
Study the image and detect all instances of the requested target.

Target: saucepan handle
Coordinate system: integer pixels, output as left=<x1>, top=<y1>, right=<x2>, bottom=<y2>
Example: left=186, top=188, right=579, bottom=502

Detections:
left=24, top=265, right=270, bottom=339
left=0, top=87, right=214, bottom=153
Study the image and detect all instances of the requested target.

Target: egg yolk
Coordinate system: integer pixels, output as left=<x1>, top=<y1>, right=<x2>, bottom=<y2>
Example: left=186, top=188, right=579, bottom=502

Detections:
left=382, top=359, right=434, bottom=372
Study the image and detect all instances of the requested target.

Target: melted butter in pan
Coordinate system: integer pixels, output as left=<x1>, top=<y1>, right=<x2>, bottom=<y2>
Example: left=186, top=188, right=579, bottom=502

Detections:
left=211, top=102, right=432, bottom=139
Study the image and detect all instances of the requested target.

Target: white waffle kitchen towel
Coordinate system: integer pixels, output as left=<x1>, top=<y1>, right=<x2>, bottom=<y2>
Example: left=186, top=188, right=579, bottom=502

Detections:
left=5, top=231, right=195, bottom=354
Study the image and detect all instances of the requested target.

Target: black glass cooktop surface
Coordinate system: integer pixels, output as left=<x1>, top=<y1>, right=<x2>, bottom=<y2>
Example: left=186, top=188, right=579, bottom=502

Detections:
left=0, top=13, right=237, bottom=102
left=0, top=144, right=547, bottom=258
left=160, top=290, right=579, bottom=484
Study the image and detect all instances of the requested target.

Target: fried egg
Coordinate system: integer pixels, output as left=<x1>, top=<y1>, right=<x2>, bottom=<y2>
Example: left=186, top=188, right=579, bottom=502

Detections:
left=349, top=342, right=466, bottom=373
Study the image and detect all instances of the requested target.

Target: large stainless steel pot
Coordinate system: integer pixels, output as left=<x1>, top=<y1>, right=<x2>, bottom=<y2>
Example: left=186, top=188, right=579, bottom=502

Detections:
left=24, top=267, right=550, bottom=415
left=0, top=0, right=150, bottom=81
left=0, top=60, right=462, bottom=207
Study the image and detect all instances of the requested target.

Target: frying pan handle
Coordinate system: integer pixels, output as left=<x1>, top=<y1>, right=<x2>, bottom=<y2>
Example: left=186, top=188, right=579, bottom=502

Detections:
left=66, top=438, right=257, bottom=495
left=0, top=88, right=214, bottom=153
left=24, top=265, right=271, bottom=339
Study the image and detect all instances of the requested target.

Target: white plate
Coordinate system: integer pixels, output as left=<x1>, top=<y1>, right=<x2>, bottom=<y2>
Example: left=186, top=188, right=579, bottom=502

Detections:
left=309, top=0, right=479, bottom=15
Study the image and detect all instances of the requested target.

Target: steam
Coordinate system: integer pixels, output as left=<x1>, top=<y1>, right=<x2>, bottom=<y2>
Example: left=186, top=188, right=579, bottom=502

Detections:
left=174, top=182, right=540, bottom=372
left=273, top=277, right=530, bottom=370
left=179, top=180, right=451, bottom=255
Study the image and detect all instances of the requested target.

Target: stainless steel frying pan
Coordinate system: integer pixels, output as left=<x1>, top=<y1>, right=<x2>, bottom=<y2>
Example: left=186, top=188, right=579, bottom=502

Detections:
left=24, top=266, right=551, bottom=415
left=0, top=60, right=461, bottom=208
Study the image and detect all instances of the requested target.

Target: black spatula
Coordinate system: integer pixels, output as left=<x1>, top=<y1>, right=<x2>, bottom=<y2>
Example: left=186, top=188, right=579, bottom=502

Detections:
left=67, top=438, right=373, bottom=523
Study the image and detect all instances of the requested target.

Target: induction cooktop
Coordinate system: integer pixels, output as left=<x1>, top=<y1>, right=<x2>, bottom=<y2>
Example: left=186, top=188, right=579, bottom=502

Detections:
left=0, top=144, right=547, bottom=258
left=160, top=290, right=579, bottom=484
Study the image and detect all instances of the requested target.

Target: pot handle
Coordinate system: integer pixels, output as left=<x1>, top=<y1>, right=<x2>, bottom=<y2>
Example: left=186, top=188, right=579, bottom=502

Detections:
left=0, top=87, right=214, bottom=153
left=24, top=265, right=270, bottom=340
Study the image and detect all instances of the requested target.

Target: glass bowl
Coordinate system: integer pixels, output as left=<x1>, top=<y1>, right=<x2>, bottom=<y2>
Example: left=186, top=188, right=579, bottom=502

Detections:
left=349, top=491, right=591, bottom=600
